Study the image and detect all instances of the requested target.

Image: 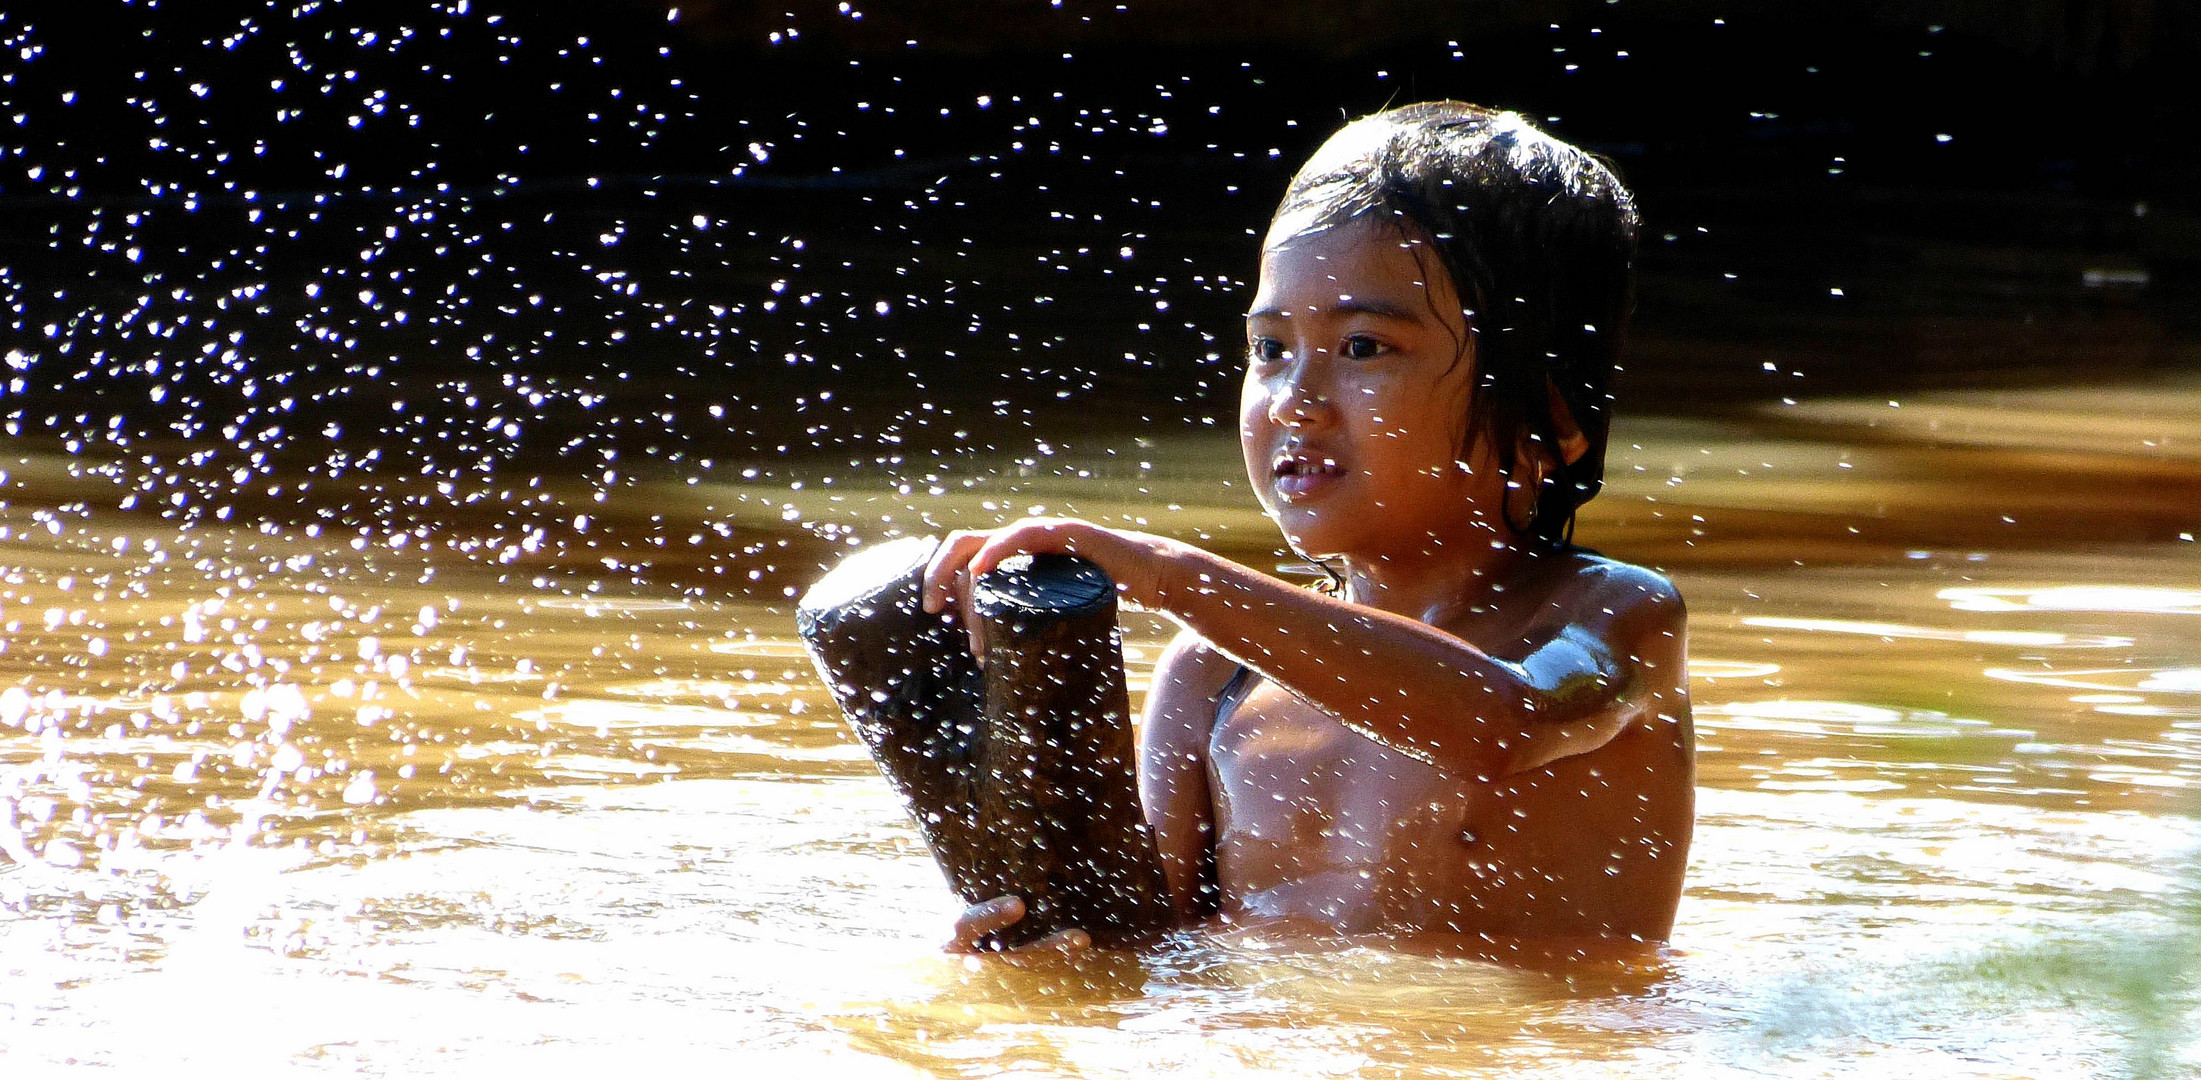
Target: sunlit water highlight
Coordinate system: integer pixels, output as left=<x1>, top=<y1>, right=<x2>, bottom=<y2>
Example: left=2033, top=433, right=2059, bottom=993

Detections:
left=3, top=379, right=2199, bottom=1077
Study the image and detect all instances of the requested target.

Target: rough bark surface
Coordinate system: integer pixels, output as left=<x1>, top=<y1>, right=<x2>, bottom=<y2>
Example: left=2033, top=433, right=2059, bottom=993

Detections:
left=797, top=536, right=1174, bottom=947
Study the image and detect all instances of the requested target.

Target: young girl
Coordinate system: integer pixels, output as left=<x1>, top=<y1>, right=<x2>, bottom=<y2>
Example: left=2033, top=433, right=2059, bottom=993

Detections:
left=923, top=102, right=1693, bottom=953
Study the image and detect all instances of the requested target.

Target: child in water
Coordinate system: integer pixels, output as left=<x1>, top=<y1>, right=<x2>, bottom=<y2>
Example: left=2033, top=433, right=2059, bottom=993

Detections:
left=922, top=101, right=1692, bottom=953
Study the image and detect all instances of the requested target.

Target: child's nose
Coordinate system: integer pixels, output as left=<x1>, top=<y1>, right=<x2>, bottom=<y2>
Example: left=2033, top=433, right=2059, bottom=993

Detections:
left=1267, top=362, right=1331, bottom=426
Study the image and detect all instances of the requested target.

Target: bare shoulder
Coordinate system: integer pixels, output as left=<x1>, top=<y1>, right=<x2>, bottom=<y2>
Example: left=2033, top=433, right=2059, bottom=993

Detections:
left=1146, top=627, right=1242, bottom=707
left=1553, top=553, right=1690, bottom=730
left=1552, top=550, right=1685, bottom=627
left=1510, top=550, right=1686, bottom=682
left=1139, top=628, right=1243, bottom=767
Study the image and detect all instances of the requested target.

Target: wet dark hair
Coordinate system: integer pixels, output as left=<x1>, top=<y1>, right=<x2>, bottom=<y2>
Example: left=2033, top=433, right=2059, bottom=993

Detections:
left=1267, top=101, right=1640, bottom=546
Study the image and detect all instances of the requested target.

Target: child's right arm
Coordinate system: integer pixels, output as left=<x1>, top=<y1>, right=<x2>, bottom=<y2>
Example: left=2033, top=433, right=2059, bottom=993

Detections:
left=924, top=518, right=1678, bottom=785
left=1136, top=630, right=1233, bottom=922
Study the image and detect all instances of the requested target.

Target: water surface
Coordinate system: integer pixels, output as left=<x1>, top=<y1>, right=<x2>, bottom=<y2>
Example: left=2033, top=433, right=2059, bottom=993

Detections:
left=3, top=374, right=2197, bottom=1076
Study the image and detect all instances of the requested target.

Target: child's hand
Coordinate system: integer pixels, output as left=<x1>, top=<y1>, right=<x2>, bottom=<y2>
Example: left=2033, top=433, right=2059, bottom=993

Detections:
left=946, top=894, right=1092, bottom=955
left=920, top=518, right=1183, bottom=649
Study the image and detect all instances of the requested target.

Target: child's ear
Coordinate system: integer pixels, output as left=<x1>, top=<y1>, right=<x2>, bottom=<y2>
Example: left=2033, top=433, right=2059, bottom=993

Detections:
left=1544, top=377, right=1589, bottom=466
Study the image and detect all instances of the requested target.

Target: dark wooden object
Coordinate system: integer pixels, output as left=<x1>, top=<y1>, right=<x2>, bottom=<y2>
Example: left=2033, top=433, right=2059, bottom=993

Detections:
left=796, top=536, right=1174, bottom=947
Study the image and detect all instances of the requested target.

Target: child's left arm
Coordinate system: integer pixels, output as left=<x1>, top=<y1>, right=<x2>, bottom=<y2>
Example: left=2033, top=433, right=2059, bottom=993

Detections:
left=923, top=518, right=1684, bottom=781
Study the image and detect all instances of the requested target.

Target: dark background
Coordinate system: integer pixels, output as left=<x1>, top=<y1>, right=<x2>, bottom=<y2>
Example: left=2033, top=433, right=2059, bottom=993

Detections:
left=0, top=0, right=2195, bottom=530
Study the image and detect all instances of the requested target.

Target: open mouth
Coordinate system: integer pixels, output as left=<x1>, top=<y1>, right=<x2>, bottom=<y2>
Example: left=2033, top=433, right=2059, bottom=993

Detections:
left=1272, top=453, right=1344, bottom=494
left=1276, top=453, right=1338, bottom=477
left=1273, top=453, right=1343, bottom=478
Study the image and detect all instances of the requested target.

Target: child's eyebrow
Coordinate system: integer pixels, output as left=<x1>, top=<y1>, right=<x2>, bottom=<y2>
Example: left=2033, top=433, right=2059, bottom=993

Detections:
left=1244, top=298, right=1425, bottom=323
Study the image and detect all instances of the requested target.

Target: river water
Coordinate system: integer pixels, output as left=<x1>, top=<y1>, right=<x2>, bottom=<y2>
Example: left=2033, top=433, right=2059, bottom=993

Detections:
left=2, top=1, right=2195, bottom=1072
left=1, top=369, right=2196, bottom=1076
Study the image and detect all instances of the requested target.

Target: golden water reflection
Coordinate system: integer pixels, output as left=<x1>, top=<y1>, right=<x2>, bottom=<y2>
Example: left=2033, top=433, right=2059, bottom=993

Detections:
left=4, top=375, right=2200, bottom=1075
left=1942, top=586, right=2201, bottom=615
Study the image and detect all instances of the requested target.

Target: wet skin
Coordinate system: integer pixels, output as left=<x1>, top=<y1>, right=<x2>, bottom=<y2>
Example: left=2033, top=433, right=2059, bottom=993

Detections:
left=1180, top=554, right=1693, bottom=941
left=927, top=217, right=1693, bottom=950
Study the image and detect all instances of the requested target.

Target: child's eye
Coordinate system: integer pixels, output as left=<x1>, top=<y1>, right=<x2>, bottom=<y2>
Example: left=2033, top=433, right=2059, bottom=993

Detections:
left=1247, top=337, right=1287, bottom=363
left=1341, top=334, right=1387, bottom=360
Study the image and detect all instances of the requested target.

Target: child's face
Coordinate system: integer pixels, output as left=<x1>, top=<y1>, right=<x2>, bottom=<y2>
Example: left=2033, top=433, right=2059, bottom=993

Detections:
left=1241, top=218, right=1502, bottom=562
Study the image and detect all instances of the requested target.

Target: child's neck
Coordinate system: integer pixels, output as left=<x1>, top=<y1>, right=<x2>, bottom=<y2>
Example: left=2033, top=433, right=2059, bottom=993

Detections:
left=1341, top=537, right=1537, bottom=625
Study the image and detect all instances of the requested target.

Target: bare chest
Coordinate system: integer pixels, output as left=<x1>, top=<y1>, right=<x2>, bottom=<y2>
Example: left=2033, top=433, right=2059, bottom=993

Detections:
left=1203, top=677, right=1692, bottom=936
left=1206, top=684, right=1473, bottom=866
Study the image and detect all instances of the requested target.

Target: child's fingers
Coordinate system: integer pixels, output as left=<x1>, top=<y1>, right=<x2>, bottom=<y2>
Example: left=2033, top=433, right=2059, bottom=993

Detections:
left=945, top=895, right=1093, bottom=957
left=947, top=894, right=1025, bottom=952
left=968, top=519, right=1079, bottom=580
left=956, top=568, right=989, bottom=663
left=1031, top=927, right=1092, bottom=954
left=922, top=531, right=990, bottom=614
left=926, top=520, right=1111, bottom=659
